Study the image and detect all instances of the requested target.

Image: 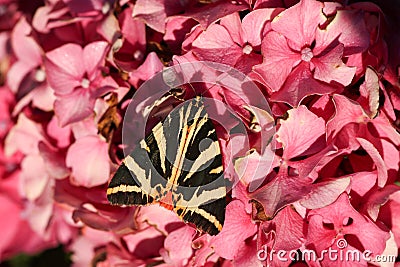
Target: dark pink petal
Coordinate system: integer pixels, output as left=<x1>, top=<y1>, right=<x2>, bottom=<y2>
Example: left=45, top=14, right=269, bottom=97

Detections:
left=277, top=105, right=325, bottom=160
left=253, top=31, right=300, bottom=92
left=38, top=142, right=69, bottom=179
left=164, top=17, right=197, bottom=53
left=312, top=44, right=356, bottom=86
left=249, top=166, right=312, bottom=219
left=369, top=114, right=400, bottom=146
left=356, top=138, right=387, bottom=187
left=211, top=200, right=257, bottom=260
left=271, top=0, right=325, bottom=50
left=123, top=227, right=165, bottom=258
left=307, top=193, right=390, bottom=256
left=361, top=185, right=400, bottom=221
left=83, top=41, right=108, bottom=80
left=183, top=1, right=247, bottom=30
left=45, top=43, right=85, bottom=95
left=54, top=88, right=95, bottom=126
left=66, top=135, right=110, bottom=187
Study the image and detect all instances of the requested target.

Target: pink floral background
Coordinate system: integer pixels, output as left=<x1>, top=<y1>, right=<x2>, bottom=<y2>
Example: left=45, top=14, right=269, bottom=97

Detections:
left=0, top=0, right=399, bottom=266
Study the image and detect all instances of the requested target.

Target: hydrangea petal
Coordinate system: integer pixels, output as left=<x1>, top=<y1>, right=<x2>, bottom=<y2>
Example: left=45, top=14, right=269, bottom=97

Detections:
left=66, top=135, right=110, bottom=187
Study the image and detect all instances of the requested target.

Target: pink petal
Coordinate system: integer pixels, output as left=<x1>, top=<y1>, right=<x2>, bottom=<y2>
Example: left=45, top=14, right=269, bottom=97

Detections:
left=183, top=1, right=247, bottom=30
left=38, top=142, right=69, bottom=179
left=20, top=154, right=50, bottom=200
left=219, top=13, right=245, bottom=46
left=66, top=135, right=110, bottom=187
left=54, top=88, right=95, bottom=126
left=362, top=185, right=400, bottom=221
left=271, top=0, right=325, bottom=50
left=242, top=8, right=280, bottom=47
left=300, top=176, right=351, bottom=209
left=0, top=195, right=21, bottom=253
left=164, top=17, right=198, bottom=53
left=6, top=61, right=33, bottom=93
left=249, top=166, right=312, bottom=219
left=191, top=24, right=242, bottom=67
left=326, top=94, right=366, bottom=141
left=83, top=41, right=109, bottom=80
left=132, top=0, right=184, bottom=33
left=253, top=31, right=300, bottom=92
left=358, top=67, right=379, bottom=118
left=46, top=116, right=72, bottom=148
left=11, top=17, right=42, bottom=65
left=312, top=44, right=356, bottom=86
left=162, top=226, right=196, bottom=265
left=128, top=52, right=164, bottom=88
left=211, top=200, right=257, bottom=260
left=307, top=193, right=390, bottom=256
left=261, top=206, right=306, bottom=251
left=317, top=10, right=369, bottom=56
left=277, top=106, right=325, bottom=160
left=4, top=113, right=45, bottom=156
left=45, top=43, right=85, bottom=95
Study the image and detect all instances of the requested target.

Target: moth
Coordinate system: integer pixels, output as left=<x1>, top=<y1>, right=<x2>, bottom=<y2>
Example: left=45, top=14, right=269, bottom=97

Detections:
left=107, top=95, right=226, bottom=235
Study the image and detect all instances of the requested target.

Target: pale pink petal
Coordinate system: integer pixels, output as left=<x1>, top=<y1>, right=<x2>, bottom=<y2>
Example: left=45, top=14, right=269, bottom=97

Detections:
left=47, top=115, right=72, bottom=148
left=211, top=200, right=257, bottom=260
left=6, top=61, right=33, bottom=93
left=162, top=226, right=196, bottom=265
left=312, top=44, right=356, bottom=86
left=356, top=138, right=388, bottom=187
left=11, top=17, right=42, bottom=65
left=300, top=176, right=351, bottom=209
left=277, top=106, right=325, bottom=160
left=83, top=41, right=109, bottom=80
left=54, top=88, right=95, bottom=126
left=4, top=113, right=45, bottom=156
left=45, top=46, right=84, bottom=95
left=271, top=0, right=325, bottom=50
left=253, top=31, right=300, bottom=92
left=20, top=154, right=50, bottom=200
left=358, top=67, right=379, bottom=118
left=66, top=135, right=110, bottom=187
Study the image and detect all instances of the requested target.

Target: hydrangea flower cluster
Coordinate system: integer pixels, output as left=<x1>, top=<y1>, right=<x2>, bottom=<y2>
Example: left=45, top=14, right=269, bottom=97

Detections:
left=0, top=0, right=399, bottom=266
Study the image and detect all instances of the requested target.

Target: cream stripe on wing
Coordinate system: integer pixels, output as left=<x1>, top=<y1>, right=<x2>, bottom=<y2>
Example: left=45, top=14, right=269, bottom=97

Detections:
left=183, top=140, right=220, bottom=182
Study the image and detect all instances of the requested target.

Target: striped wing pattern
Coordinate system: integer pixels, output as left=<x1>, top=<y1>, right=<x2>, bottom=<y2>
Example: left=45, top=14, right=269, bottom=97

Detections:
left=107, top=97, right=226, bottom=235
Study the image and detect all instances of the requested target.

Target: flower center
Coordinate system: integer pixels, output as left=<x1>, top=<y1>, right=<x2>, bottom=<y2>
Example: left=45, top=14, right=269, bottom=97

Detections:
left=35, top=68, right=46, bottom=82
left=133, top=50, right=143, bottom=61
left=242, top=44, right=253, bottom=55
left=301, top=47, right=313, bottom=62
left=81, top=78, right=90, bottom=88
